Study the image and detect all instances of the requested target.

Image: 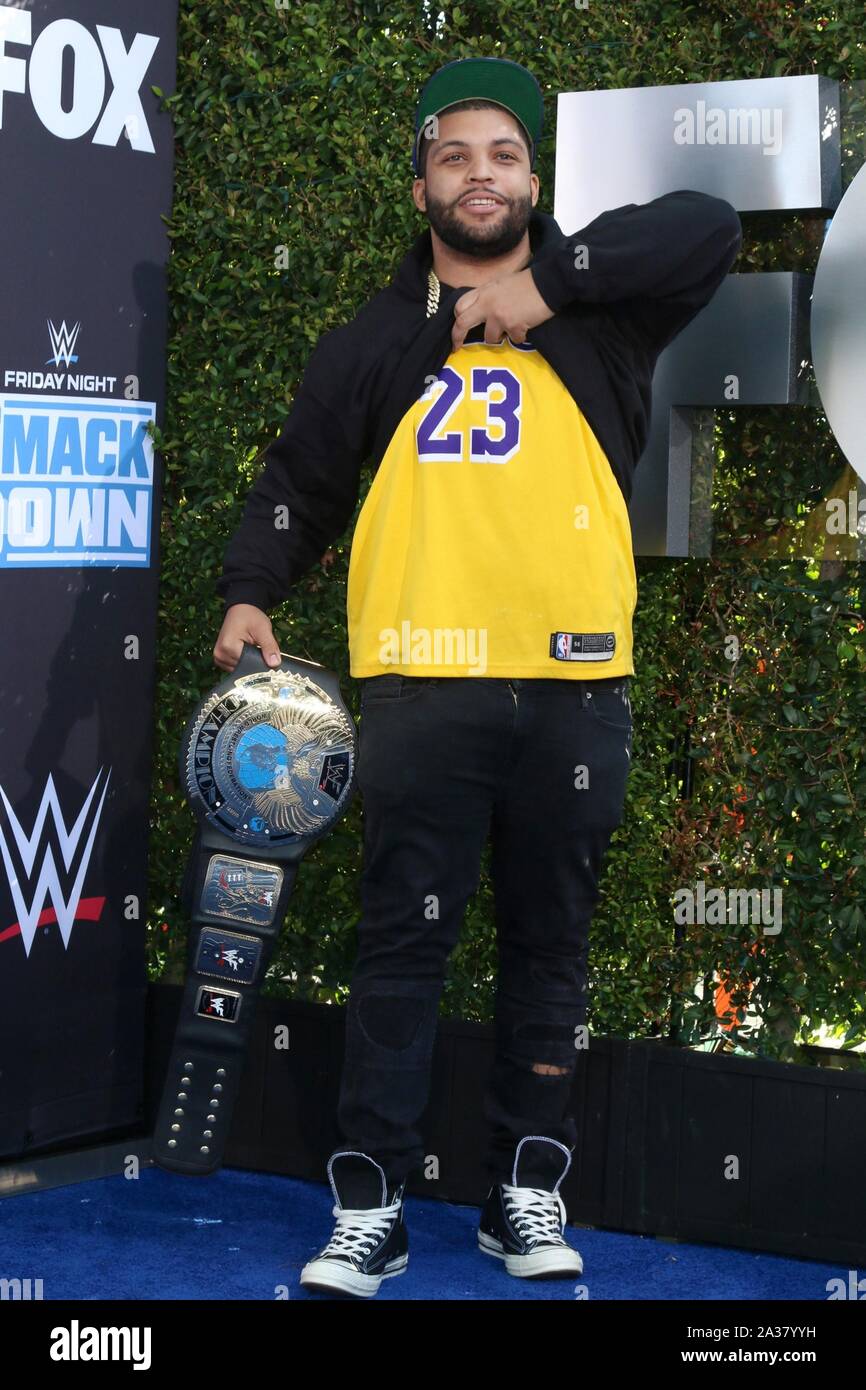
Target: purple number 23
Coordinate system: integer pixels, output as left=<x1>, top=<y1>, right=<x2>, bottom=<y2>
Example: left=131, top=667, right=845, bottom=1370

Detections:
left=416, top=365, right=522, bottom=463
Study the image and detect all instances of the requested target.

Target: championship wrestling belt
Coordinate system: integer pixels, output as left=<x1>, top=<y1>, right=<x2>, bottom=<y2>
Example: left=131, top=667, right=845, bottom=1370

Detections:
left=152, top=642, right=357, bottom=1175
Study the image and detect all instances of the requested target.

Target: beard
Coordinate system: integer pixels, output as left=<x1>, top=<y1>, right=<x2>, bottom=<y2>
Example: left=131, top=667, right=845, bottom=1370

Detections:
left=424, top=189, right=533, bottom=259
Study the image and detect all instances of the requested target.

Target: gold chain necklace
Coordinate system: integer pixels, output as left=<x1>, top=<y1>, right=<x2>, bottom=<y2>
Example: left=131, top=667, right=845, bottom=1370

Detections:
left=427, top=254, right=532, bottom=319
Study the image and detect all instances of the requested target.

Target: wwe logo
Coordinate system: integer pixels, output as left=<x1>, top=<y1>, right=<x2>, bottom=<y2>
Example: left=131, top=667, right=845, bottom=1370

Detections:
left=45, top=318, right=81, bottom=368
left=0, top=769, right=111, bottom=957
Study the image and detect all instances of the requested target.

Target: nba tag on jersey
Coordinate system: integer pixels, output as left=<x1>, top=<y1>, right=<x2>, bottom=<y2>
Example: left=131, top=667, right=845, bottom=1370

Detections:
left=550, top=631, right=616, bottom=661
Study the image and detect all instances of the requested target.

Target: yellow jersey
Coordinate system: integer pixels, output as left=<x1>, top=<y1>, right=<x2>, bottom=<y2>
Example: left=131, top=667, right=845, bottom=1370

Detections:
left=347, top=333, right=637, bottom=679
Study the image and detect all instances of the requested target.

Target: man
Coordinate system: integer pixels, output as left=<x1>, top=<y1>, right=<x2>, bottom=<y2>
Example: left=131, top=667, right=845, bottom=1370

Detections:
left=213, top=57, right=742, bottom=1297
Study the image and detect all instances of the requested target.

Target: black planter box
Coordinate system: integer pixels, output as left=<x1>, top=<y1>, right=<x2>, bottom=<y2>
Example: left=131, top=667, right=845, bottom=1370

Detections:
left=144, top=982, right=866, bottom=1265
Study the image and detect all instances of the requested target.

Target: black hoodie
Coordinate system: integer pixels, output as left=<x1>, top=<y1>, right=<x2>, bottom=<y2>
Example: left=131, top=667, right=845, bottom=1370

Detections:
left=216, top=190, right=742, bottom=618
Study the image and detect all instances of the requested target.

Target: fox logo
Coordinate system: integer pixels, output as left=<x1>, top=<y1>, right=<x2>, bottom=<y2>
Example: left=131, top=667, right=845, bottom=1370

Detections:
left=0, top=9, right=159, bottom=153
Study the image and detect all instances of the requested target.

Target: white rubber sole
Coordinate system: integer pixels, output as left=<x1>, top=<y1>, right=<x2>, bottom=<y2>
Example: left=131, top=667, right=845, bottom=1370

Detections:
left=299, top=1252, right=409, bottom=1298
left=478, top=1230, right=584, bottom=1278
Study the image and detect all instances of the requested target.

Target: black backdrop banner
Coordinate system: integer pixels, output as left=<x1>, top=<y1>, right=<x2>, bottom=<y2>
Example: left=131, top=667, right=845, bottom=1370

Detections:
left=0, top=0, right=178, bottom=1157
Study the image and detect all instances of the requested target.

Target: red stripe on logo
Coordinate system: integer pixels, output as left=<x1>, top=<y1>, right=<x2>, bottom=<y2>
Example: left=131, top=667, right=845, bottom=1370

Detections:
left=0, top=895, right=107, bottom=945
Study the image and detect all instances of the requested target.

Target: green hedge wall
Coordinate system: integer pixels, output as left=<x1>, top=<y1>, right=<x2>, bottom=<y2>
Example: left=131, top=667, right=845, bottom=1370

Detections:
left=147, top=0, right=866, bottom=1067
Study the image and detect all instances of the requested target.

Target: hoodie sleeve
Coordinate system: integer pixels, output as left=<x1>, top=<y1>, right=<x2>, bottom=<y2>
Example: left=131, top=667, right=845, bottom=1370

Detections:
left=529, top=189, right=742, bottom=357
left=216, top=325, right=369, bottom=615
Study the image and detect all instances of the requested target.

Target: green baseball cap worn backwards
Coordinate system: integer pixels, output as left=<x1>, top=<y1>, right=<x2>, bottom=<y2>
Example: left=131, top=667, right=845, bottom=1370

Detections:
left=412, top=57, right=544, bottom=174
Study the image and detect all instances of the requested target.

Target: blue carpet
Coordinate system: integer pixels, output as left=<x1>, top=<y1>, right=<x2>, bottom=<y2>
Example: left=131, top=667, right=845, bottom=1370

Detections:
left=0, top=1165, right=847, bottom=1300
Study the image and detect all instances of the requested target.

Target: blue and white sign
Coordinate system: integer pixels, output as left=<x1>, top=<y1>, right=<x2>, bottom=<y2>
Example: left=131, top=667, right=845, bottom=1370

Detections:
left=0, top=393, right=156, bottom=566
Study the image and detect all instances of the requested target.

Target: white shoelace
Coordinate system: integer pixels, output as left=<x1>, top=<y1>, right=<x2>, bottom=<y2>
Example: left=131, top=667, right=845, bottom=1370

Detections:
left=502, top=1184, right=568, bottom=1245
left=320, top=1199, right=402, bottom=1260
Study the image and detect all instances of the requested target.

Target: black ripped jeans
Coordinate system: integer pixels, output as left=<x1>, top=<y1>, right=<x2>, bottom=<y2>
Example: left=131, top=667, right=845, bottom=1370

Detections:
left=331, top=674, right=632, bottom=1189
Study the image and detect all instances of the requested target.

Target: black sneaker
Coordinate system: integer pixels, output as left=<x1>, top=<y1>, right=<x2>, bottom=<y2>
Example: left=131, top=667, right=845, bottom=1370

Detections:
left=299, top=1151, right=408, bottom=1298
left=478, top=1135, right=584, bottom=1278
